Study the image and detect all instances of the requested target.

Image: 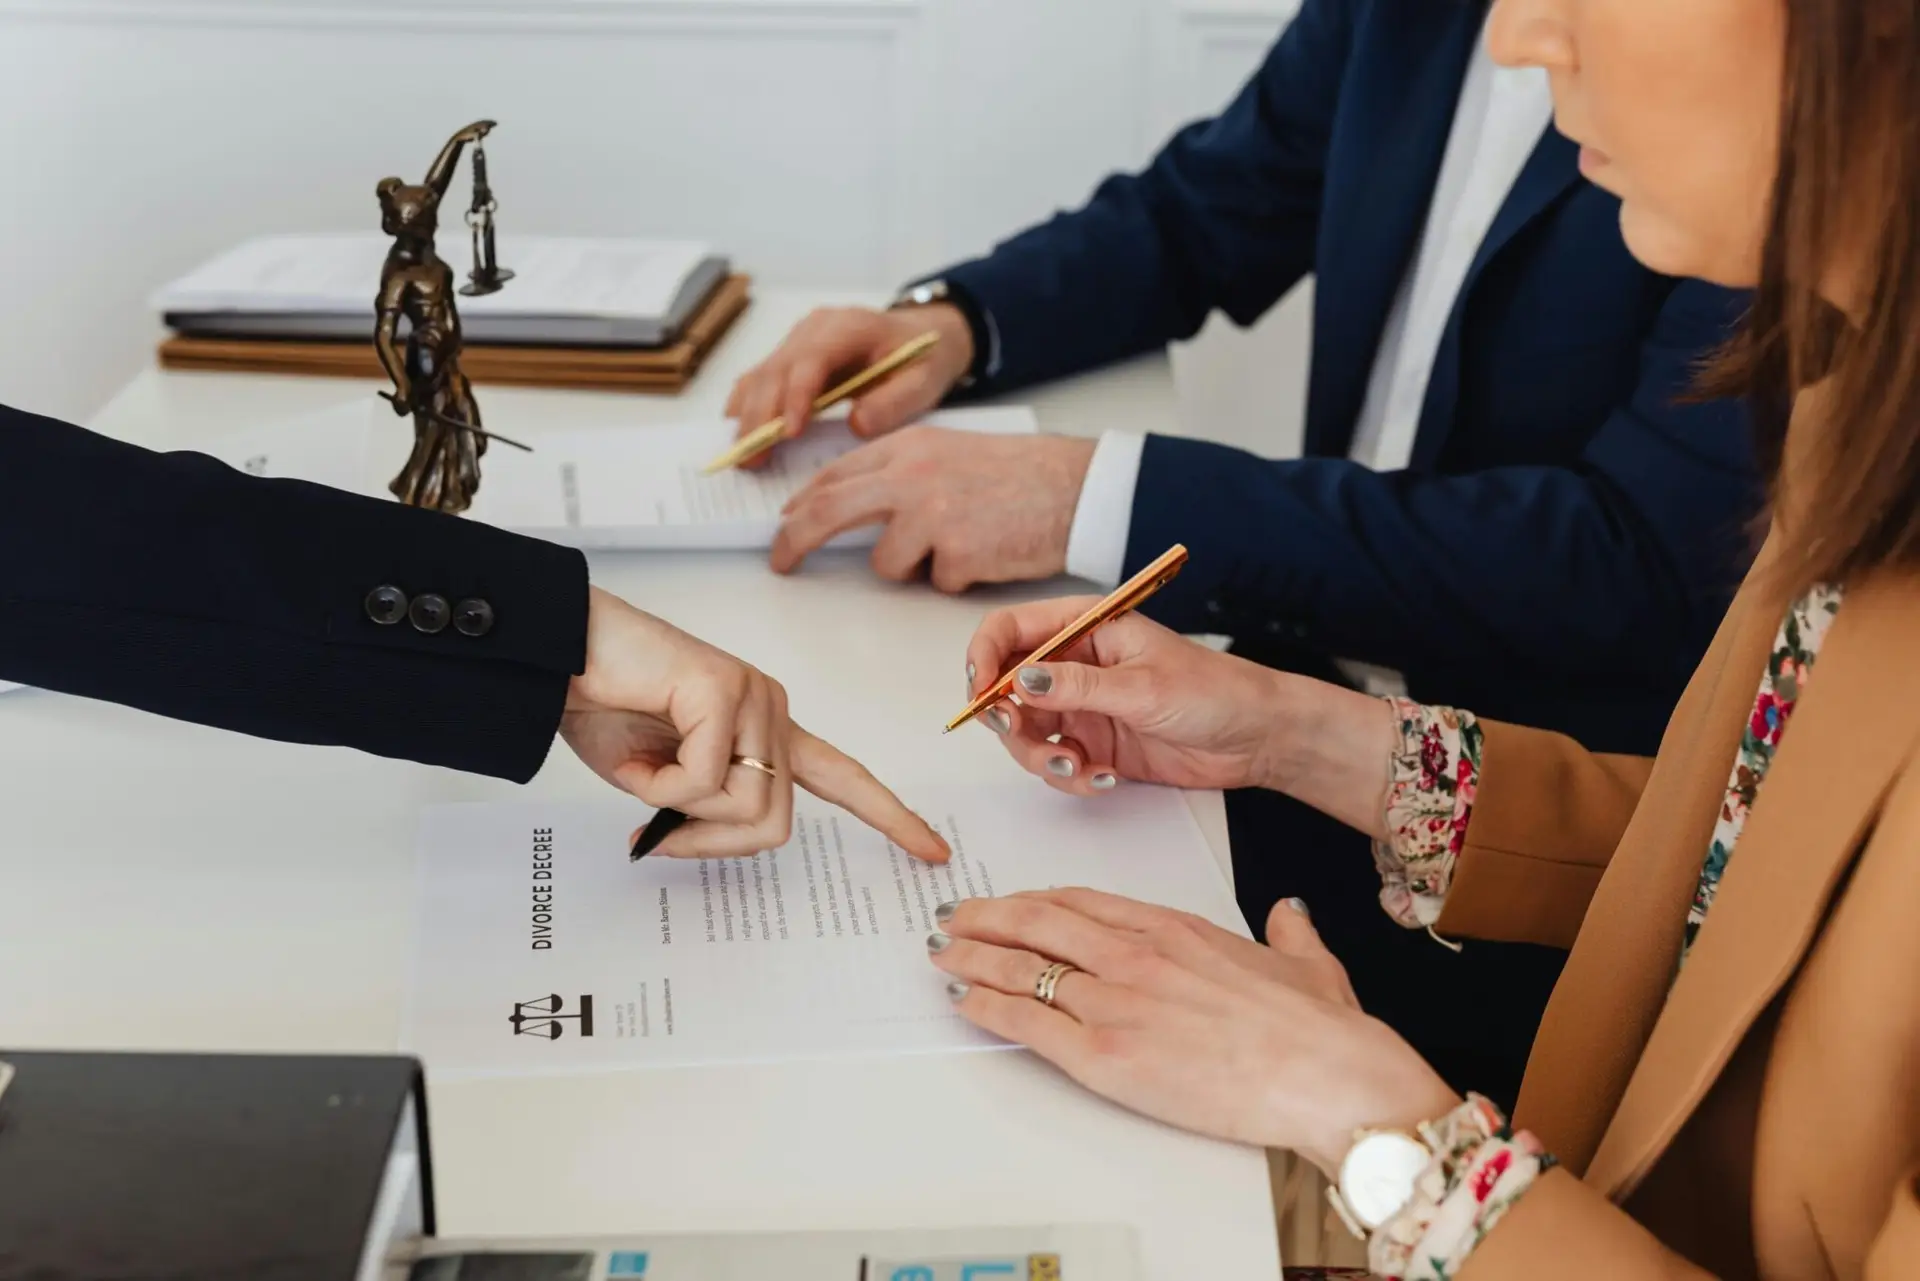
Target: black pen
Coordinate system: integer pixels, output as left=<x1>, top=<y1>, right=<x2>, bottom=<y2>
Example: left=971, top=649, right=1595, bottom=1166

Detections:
left=629, top=807, right=690, bottom=861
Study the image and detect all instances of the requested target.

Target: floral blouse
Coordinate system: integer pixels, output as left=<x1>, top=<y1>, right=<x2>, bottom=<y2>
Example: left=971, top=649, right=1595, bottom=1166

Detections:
left=1331, top=585, right=1846, bottom=1281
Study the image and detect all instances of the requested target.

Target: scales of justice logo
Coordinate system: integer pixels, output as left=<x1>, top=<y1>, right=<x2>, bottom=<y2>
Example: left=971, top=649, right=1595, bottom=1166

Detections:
left=509, top=994, right=595, bottom=1039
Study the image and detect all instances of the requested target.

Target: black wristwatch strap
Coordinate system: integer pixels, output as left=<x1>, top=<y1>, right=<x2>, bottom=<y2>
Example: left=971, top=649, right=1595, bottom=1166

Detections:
left=892, top=277, right=994, bottom=388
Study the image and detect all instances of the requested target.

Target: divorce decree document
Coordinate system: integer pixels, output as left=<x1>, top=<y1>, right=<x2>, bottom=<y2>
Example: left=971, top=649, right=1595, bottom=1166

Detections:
left=402, top=785, right=1240, bottom=1079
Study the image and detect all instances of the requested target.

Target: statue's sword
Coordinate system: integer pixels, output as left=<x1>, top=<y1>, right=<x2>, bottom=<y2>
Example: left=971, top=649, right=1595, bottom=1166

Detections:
left=378, top=390, right=533, bottom=452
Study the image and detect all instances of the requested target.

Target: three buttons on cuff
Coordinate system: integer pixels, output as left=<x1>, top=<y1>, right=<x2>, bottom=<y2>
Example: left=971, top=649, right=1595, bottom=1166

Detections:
left=364, top=585, right=495, bottom=638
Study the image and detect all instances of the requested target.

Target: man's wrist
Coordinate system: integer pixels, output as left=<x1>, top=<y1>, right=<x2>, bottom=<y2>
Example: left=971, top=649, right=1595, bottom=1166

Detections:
left=1039, top=435, right=1099, bottom=577
left=1062, top=430, right=1147, bottom=588
left=890, top=281, right=986, bottom=384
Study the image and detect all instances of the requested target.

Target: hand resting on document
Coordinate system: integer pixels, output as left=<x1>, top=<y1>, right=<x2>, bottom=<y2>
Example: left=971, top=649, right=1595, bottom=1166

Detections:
left=928, top=888, right=1459, bottom=1174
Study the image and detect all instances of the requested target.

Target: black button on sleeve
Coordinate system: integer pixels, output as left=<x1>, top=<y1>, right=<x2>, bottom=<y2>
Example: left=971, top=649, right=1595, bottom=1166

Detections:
left=365, top=584, right=409, bottom=626
left=453, top=598, right=496, bottom=638
left=409, top=593, right=451, bottom=635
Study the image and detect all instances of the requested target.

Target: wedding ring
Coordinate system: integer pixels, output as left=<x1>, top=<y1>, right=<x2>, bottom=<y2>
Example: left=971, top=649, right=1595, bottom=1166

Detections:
left=1034, top=961, right=1076, bottom=1008
left=732, top=755, right=778, bottom=778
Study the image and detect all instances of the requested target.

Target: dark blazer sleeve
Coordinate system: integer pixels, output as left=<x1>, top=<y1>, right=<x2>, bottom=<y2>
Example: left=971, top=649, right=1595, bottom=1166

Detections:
left=1123, top=281, right=1757, bottom=687
left=0, top=404, right=587, bottom=782
left=937, top=0, right=1355, bottom=394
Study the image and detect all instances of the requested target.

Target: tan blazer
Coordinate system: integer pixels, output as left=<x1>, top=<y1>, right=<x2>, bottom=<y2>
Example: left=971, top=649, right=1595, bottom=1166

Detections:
left=1434, top=532, right=1920, bottom=1281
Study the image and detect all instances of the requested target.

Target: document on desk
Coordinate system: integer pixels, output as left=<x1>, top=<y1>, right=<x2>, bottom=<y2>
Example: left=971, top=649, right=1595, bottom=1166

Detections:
left=402, top=785, right=1241, bottom=1079
left=463, top=406, right=1037, bottom=550
left=196, top=406, right=376, bottom=492
left=195, top=399, right=1036, bottom=552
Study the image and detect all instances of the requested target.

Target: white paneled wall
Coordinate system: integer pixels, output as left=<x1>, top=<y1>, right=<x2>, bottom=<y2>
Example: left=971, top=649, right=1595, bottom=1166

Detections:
left=0, top=0, right=1303, bottom=448
left=1153, top=0, right=1311, bottom=459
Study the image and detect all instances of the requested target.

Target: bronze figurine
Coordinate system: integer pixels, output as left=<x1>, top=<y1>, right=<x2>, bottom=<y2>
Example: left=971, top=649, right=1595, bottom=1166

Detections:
left=375, top=120, right=527, bottom=516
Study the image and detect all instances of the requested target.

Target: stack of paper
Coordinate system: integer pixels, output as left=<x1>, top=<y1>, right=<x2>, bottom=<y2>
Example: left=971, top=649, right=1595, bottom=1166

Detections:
left=154, top=235, right=730, bottom=348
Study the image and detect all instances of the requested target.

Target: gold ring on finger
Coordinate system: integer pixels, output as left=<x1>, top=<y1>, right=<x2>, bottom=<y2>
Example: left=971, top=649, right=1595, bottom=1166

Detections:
left=732, top=755, right=778, bottom=779
left=1034, top=961, right=1077, bottom=1008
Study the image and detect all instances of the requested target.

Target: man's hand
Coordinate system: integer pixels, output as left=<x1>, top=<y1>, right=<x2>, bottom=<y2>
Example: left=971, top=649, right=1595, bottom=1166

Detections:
left=770, top=428, right=1097, bottom=592
left=725, top=304, right=975, bottom=466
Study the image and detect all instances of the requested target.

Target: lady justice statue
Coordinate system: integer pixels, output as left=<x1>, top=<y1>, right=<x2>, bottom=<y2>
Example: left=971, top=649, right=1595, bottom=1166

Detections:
left=374, top=119, right=524, bottom=515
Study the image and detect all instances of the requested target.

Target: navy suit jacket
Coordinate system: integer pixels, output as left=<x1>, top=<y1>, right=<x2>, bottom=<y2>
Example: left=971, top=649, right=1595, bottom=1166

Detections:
left=943, top=0, right=1759, bottom=753
left=0, top=405, right=586, bottom=781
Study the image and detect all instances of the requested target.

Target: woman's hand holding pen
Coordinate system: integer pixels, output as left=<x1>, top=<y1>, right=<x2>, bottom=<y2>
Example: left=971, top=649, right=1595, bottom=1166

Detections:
left=561, top=587, right=950, bottom=864
left=963, top=597, right=1398, bottom=837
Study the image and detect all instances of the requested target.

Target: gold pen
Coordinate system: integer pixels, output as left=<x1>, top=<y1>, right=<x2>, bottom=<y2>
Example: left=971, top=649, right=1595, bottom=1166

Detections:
left=944, top=544, right=1190, bottom=733
left=703, top=331, right=943, bottom=474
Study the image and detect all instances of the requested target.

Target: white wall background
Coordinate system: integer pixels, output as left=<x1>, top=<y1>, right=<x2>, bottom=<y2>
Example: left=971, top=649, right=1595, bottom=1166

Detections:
left=0, top=0, right=1307, bottom=451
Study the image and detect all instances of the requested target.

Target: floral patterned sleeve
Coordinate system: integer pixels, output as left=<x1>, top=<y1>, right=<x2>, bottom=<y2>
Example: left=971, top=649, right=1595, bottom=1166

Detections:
left=1372, top=698, right=1483, bottom=929
left=1367, top=1095, right=1554, bottom=1281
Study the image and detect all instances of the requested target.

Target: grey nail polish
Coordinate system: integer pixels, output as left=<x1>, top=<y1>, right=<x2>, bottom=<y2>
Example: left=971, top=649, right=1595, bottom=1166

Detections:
left=1284, top=897, right=1311, bottom=920
left=984, top=706, right=1012, bottom=735
left=967, top=661, right=977, bottom=684
left=934, top=901, right=958, bottom=924
left=926, top=932, right=952, bottom=953
left=1047, top=755, right=1076, bottom=779
left=947, top=981, right=971, bottom=1002
left=1017, top=666, right=1053, bottom=696
left=1090, top=772, right=1118, bottom=791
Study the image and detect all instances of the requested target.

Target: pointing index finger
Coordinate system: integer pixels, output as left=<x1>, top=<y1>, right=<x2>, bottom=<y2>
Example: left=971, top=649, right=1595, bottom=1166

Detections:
left=789, top=726, right=951, bottom=864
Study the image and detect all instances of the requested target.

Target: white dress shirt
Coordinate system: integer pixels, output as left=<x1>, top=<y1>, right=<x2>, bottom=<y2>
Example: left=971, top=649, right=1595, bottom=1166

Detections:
left=1061, top=34, right=1555, bottom=591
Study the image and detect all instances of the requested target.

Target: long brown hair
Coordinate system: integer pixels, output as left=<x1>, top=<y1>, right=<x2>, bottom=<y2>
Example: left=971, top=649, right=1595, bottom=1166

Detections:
left=1697, top=0, right=1920, bottom=591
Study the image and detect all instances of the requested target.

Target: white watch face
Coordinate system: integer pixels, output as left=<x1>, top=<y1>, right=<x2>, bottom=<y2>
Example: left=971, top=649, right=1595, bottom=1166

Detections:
left=1339, top=1131, right=1433, bottom=1229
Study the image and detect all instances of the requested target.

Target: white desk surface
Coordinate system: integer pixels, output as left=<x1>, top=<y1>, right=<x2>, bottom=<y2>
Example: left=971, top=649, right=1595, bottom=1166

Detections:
left=0, top=288, right=1280, bottom=1279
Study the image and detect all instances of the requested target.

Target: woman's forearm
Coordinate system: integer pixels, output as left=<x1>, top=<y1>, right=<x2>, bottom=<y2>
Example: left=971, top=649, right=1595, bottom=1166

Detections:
left=1252, top=669, right=1397, bottom=841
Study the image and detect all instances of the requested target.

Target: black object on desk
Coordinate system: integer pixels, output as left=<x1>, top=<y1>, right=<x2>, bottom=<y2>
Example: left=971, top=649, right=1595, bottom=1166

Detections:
left=0, top=1050, right=433, bottom=1280
left=630, top=806, right=690, bottom=860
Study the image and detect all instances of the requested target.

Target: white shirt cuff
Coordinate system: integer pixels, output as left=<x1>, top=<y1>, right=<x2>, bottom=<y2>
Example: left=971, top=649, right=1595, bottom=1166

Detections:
left=1064, top=430, right=1147, bottom=589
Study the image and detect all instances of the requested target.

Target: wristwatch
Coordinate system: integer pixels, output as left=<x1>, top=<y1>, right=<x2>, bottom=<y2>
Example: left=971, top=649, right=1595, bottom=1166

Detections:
left=894, top=278, right=955, bottom=310
left=1327, top=1125, right=1438, bottom=1241
left=889, top=278, right=991, bottom=389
